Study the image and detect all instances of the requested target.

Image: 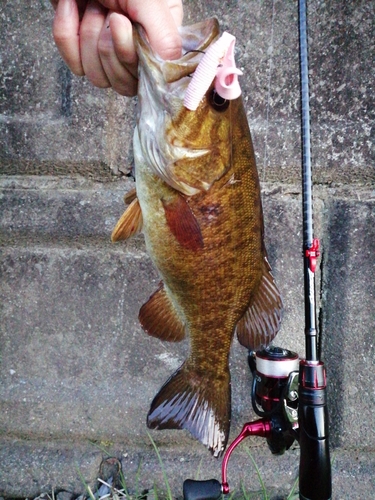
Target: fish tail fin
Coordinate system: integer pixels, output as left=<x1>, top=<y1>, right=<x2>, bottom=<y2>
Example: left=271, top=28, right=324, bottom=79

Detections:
left=147, top=363, right=231, bottom=457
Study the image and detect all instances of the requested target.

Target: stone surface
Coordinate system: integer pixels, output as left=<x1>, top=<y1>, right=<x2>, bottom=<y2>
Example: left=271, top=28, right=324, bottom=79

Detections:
left=0, top=1, right=135, bottom=178
left=1, top=439, right=375, bottom=499
left=0, top=438, right=102, bottom=498
left=1, top=1, right=373, bottom=182
left=0, top=178, right=306, bottom=448
left=321, top=194, right=375, bottom=450
left=1, top=178, right=375, bottom=498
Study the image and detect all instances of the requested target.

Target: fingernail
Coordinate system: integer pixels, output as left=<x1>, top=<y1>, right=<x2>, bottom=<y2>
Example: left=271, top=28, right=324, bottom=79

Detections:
left=57, top=0, right=73, bottom=17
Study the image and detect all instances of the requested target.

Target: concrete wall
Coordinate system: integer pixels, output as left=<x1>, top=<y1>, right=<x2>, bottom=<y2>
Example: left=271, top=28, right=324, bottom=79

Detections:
left=0, top=0, right=374, bottom=498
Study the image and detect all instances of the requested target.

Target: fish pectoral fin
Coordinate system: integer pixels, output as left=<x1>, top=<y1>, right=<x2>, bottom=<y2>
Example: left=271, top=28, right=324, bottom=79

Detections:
left=111, top=197, right=143, bottom=242
left=124, top=187, right=137, bottom=205
left=139, top=283, right=186, bottom=342
left=147, top=363, right=231, bottom=457
left=162, top=193, right=204, bottom=251
left=236, top=257, right=283, bottom=350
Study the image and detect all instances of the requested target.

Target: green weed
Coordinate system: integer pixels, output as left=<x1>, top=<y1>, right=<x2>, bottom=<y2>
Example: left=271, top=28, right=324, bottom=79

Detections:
left=146, top=431, right=174, bottom=500
left=74, top=438, right=308, bottom=499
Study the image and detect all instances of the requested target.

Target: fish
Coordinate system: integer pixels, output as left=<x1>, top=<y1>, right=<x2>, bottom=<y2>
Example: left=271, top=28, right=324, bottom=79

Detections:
left=111, top=18, right=283, bottom=457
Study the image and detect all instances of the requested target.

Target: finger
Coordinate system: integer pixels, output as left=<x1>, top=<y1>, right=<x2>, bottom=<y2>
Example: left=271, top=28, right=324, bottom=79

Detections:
left=80, top=0, right=111, bottom=88
left=123, top=0, right=183, bottom=60
left=108, top=12, right=138, bottom=79
left=166, top=0, right=184, bottom=27
left=98, top=13, right=138, bottom=96
left=53, top=0, right=85, bottom=75
left=94, top=0, right=183, bottom=27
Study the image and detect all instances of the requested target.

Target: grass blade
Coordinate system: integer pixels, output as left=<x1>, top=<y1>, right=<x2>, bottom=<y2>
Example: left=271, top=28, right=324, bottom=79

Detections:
left=286, top=474, right=299, bottom=500
left=118, top=468, right=131, bottom=498
left=76, top=466, right=96, bottom=500
left=147, top=431, right=173, bottom=500
left=244, top=450, right=269, bottom=500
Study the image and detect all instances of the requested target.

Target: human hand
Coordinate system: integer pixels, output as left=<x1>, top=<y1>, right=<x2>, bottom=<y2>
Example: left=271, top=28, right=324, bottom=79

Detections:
left=50, top=0, right=183, bottom=96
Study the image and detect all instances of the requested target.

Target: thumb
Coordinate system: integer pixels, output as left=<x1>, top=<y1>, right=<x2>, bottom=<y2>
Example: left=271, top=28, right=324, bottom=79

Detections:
left=126, top=0, right=183, bottom=60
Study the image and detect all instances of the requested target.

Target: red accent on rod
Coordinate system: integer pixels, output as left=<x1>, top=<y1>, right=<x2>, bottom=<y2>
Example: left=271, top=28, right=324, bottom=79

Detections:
left=305, top=238, right=320, bottom=273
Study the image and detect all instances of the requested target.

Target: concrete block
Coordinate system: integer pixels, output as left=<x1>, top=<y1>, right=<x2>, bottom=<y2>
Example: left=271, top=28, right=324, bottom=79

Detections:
left=0, top=2, right=135, bottom=177
left=0, top=439, right=102, bottom=498
left=1, top=1, right=373, bottom=182
left=1, top=179, right=374, bottom=457
left=171, top=0, right=374, bottom=184
left=0, top=178, right=307, bottom=450
left=0, top=176, right=134, bottom=244
left=321, top=191, right=375, bottom=450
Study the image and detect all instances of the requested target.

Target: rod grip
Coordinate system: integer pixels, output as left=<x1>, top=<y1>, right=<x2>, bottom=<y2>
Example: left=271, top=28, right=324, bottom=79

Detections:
left=298, top=364, right=332, bottom=500
left=183, top=479, right=222, bottom=500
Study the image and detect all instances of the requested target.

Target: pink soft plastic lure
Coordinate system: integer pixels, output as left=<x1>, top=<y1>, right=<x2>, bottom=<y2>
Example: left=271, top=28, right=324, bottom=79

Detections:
left=184, top=31, right=243, bottom=111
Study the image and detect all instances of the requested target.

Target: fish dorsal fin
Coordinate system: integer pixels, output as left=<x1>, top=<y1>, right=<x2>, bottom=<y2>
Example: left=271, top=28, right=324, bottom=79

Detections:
left=111, top=197, right=143, bottom=242
left=162, top=193, right=204, bottom=251
left=139, top=283, right=186, bottom=342
left=236, top=257, right=283, bottom=350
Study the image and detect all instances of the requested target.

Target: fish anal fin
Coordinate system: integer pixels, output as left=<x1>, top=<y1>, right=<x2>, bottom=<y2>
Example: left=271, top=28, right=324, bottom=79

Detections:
left=111, top=197, right=143, bottom=242
left=147, top=363, right=231, bottom=457
left=162, top=194, right=203, bottom=251
left=236, top=257, right=283, bottom=350
left=139, top=283, right=185, bottom=342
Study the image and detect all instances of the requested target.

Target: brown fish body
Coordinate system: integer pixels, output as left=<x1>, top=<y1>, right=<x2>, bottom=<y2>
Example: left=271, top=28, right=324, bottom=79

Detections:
left=112, top=20, right=282, bottom=456
left=137, top=95, right=263, bottom=367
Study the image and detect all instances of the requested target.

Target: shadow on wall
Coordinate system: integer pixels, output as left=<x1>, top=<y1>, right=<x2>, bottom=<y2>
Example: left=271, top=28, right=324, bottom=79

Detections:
left=322, top=198, right=375, bottom=449
left=321, top=200, right=349, bottom=448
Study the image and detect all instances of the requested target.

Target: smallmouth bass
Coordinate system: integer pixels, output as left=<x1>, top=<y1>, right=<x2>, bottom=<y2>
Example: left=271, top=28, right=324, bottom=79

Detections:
left=112, top=18, right=283, bottom=457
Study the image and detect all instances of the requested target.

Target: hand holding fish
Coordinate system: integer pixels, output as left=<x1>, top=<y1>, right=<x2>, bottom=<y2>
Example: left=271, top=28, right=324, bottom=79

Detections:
left=50, top=0, right=183, bottom=95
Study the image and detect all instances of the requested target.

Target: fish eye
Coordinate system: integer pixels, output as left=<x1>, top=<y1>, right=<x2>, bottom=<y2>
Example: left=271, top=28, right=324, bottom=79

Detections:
left=209, top=90, right=230, bottom=112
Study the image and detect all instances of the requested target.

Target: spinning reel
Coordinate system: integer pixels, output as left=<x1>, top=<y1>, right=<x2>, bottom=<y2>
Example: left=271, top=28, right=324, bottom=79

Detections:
left=183, top=346, right=331, bottom=500
left=248, top=347, right=299, bottom=457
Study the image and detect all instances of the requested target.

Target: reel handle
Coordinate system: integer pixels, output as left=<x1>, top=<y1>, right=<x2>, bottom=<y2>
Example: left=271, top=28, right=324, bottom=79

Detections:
left=298, top=362, right=332, bottom=500
left=183, top=479, right=222, bottom=500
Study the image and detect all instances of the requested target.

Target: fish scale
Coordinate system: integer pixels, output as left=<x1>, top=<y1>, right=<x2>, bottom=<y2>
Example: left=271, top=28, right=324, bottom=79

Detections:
left=111, top=19, right=283, bottom=456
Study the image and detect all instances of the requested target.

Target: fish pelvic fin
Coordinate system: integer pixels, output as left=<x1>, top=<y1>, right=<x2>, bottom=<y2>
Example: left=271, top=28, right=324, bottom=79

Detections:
left=236, top=256, right=283, bottom=350
left=147, top=363, right=231, bottom=457
left=139, top=283, right=186, bottom=342
left=111, top=196, right=143, bottom=242
left=162, top=193, right=204, bottom=251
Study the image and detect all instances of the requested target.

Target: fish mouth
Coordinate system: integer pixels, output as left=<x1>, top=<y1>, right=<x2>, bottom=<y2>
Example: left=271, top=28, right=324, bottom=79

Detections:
left=133, top=18, right=222, bottom=196
left=134, top=18, right=220, bottom=92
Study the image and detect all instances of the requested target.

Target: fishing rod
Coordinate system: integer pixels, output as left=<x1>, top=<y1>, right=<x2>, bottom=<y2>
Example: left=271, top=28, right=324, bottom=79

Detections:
left=297, top=0, right=332, bottom=497
left=182, top=1, right=332, bottom=499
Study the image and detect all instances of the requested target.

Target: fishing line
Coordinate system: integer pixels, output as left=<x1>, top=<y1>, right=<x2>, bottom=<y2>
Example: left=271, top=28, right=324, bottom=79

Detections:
left=184, top=50, right=207, bottom=78
left=262, top=0, right=276, bottom=185
left=183, top=49, right=206, bottom=56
